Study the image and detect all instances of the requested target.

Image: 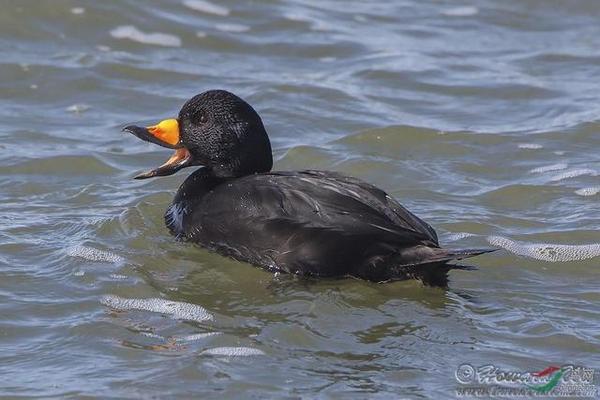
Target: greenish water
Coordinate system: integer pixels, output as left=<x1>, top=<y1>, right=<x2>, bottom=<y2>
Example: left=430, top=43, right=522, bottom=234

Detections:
left=1, top=1, right=599, bottom=398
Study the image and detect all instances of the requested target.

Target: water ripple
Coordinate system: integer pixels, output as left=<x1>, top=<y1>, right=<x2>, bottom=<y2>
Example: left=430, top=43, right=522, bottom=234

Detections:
left=66, top=245, right=124, bottom=263
left=110, top=26, right=182, bottom=47
left=183, top=0, right=230, bottom=16
left=201, top=347, right=266, bottom=357
left=487, top=235, right=600, bottom=262
left=100, top=295, right=214, bottom=322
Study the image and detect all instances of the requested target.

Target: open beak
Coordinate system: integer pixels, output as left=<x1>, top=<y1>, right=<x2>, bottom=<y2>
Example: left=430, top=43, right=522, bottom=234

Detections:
left=123, top=119, right=194, bottom=179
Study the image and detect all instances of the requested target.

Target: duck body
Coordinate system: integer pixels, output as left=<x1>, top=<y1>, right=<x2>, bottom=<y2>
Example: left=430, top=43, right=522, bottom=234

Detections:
left=166, top=168, right=484, bottom=285
left=125, top=89, right=495, bottom=286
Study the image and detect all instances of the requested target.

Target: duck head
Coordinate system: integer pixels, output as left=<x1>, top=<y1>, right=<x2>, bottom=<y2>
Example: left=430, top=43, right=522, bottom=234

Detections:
left=124, top=90, right=273, bottom=179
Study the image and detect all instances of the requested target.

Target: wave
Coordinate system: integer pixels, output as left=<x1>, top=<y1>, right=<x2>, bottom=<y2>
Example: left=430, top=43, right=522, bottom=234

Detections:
left=487, top=236, right=600, bottom=262
left=110, top=26, right=181, bottom=47
left=101, top=295, right=213, bottom=322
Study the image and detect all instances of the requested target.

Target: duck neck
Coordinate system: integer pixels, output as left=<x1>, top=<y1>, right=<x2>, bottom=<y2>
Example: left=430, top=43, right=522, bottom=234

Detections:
left=166, top=168, right=226, bottom=237
left=201, top=127, right=273, bottom=178
left=173, top=168, right=226, bottom=205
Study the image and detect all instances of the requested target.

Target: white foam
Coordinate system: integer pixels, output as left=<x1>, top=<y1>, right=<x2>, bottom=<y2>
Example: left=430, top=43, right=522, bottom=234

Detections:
left=66, top=104, right=90, bottom=113
left=196, top=31, right=207, bottom=38
left=529, top=163, right=568, bottom=174
left=178, top=332, right=222, bottom=342
left=70, top=7, right=85, bottom=15
left=101, top=295, right=213, bottom=322
left=283, top=11, right=309, bottom=22
left=215, top=23, right=250, bottom=33
left=67, top=245, right=123, bottom=263
left=110, top=26, right=181, bottom=47
left=201, top=347, right=265, bottom=356
left=319, top=57, right=336, bottom=63
left=518, top=143, right=543, bottom=150
left=282, top=11, right=330, bottom=31
left=140, top=332, right=164, bottom=340
left=487, top=236, right=600, bottom=262
left=446, top=232, right=476, bottom=241
left=183, top=0, right=229, bottom=16
left=575, top=187, right=600, bottom=196
left=549, top=168, right=596, bottom=182
left=442, top=6, right=479, bottom=17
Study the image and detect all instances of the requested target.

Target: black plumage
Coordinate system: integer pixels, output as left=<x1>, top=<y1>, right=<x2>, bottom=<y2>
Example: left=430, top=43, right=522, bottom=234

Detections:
left=125, top=90, right=495, bottom=286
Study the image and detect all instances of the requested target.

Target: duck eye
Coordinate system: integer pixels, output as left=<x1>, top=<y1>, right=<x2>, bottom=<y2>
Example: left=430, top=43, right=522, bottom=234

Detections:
left=192, top=111, right=207, bottom=125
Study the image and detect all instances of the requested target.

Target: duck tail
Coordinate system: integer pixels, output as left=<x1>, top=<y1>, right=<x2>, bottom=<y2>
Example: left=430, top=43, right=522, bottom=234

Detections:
left=436, top=247, right=499, bottom=262
left=398, top=248, right=498, bottom=287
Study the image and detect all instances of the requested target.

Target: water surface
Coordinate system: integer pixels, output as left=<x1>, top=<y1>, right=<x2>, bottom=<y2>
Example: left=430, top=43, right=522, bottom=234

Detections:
left=1, top=0, right=599, bottom=398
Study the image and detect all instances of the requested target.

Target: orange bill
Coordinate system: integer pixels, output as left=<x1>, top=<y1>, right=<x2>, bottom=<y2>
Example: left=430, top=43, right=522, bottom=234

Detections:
left=123, top=118, right=182, bottom=149
left=123, top=118, right=195, bottom=179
